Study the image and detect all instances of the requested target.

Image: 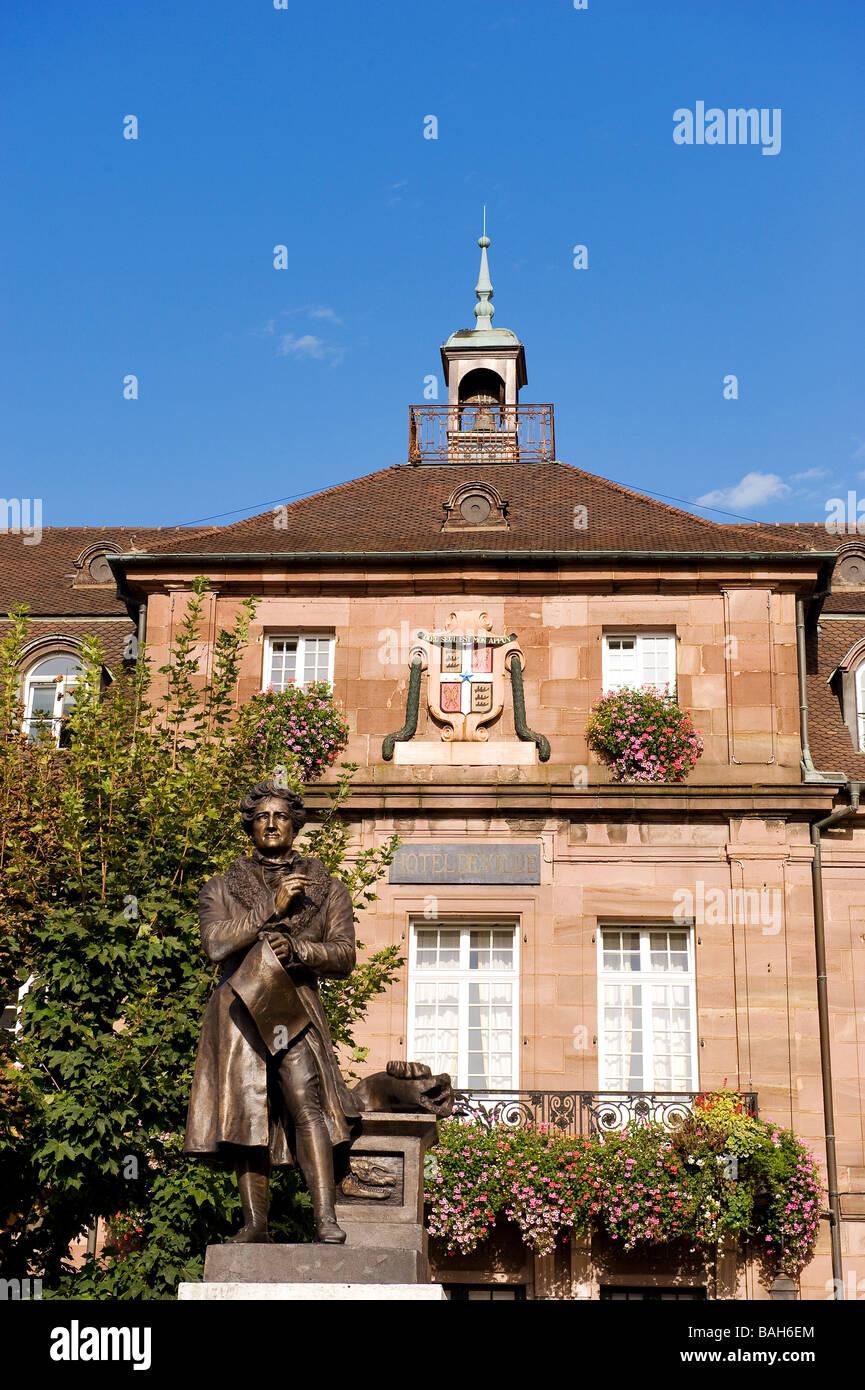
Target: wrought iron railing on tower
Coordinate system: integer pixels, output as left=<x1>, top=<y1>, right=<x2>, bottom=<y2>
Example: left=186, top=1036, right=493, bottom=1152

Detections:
left=451, top=1090, right=759, bottom=1137
left=408, top=404, right=555, bottom=463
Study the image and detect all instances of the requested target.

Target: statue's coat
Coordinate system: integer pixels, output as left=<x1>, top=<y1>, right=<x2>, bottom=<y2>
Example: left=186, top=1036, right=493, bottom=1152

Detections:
left=183, top=853, right=361, bottom=1167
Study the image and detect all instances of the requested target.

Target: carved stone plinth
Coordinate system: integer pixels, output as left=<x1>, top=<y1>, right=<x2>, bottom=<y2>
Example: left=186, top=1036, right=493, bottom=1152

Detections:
left=335, top=1111, right=438, bottom=1271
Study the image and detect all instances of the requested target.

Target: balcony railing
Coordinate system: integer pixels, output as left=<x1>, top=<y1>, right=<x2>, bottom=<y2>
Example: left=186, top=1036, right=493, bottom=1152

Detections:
left=408, top=404, right=555, bottom=463
left=451, top=1090, right=759, bottom=1137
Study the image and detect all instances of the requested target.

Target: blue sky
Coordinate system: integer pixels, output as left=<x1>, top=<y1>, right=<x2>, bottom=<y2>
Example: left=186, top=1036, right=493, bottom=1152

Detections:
left=1, top=0, right=863, bottom=530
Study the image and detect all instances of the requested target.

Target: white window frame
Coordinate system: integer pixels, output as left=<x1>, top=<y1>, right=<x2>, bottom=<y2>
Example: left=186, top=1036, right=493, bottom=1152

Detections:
left=22, top=653, right=84, bottom=744
left=2, top=973, right=35, bottom=1036
left=406, top=919, right=520, bottom=1092
left=602, top=632, right=676, bottom=695
left=855, top=663, right=865, bottom=752
left=263, top=633, right=335, bottom=692
left=597, top=924, right=698, bottom=1094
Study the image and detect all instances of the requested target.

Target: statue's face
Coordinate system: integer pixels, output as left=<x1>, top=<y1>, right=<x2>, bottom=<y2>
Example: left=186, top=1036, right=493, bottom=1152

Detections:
left=250, top=796, right=296, bottom=856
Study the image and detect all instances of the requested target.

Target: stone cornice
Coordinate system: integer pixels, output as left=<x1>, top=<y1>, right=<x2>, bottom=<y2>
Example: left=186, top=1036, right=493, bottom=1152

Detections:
left=303, top=777, right=842, bottom=818
left=111, top=552, right=831, bottom=601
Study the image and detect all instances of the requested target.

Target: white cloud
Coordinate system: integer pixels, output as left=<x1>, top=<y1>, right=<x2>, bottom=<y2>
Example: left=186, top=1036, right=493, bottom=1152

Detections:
left=283, top=304, right=343, bottom=325
left=277, top=333, right=344, bottom=365
left=696, top=471, right=791, bottom=510
left=307, top=306, right=342, bottom=324
left=790, top=468, right=827, bottom=482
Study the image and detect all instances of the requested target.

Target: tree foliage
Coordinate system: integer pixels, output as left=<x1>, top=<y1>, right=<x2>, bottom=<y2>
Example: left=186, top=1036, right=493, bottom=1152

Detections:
left=0, top=582, right=401, bottom=1298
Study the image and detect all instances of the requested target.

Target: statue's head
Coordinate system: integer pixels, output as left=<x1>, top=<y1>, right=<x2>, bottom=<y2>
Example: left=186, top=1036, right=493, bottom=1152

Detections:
left=240, top=781, right=306, bottom=856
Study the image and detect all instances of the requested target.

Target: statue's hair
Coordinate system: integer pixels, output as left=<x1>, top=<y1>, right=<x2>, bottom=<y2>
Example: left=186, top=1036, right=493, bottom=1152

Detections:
left=239, top=781, right=306, bottom=837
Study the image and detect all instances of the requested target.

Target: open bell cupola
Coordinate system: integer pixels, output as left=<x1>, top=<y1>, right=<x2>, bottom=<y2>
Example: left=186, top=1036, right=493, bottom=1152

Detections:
left=408, top=225, right=554, bottom=463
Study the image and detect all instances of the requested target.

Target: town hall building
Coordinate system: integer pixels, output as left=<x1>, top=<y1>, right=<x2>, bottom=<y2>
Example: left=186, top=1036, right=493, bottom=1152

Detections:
left=4, top=236, right=865, bottom=1300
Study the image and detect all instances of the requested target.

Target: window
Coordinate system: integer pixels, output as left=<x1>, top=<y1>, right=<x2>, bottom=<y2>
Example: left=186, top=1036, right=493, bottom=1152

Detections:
left=23, top=654, right=84, bottom=744
left=407, top=922, right=519, bottom=1090
left=597, top=926, right=697, bottom=1092
left=264, top=635, right=334, bottom=692
left=855, top=663, right=865, bottom=752
left=602, top=634, right=675, bottom=694
left=2, top=973, right=34, bottom=1035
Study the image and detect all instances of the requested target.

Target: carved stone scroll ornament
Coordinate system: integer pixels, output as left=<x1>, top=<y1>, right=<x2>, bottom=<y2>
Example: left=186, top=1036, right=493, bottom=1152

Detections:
left=381, top=655, right=422, bottom=761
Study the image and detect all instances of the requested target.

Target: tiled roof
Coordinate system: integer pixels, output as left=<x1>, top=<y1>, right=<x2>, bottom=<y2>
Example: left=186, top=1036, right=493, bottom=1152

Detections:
left=124, top=463, right=828, bottom=559
left=14, top=619, right=134, bottom=675
left=807, top=618, right=865, bottom=777
left=823, top=592, right=865, bottom=613
left=0, top=527, right=194, bottom=616
left=749, top=522, right=834, bottom=548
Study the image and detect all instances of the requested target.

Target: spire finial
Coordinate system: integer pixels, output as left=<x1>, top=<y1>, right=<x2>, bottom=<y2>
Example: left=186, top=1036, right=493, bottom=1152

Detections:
left=473, top=211, right=494, bottom=331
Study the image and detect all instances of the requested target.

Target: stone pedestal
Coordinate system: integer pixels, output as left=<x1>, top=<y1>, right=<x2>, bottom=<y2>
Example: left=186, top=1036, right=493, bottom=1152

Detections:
left=202, top=1242, right=424, bottom=1285
left=180, top=1112, right=442, bottom=1301
left=335, top=1111, right=437, bottom=1274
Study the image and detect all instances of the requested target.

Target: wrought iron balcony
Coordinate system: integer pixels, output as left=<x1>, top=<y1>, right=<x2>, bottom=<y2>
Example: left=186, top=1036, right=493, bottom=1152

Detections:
left=408, top=403, right=555, bottom=464
left=451, top=1090, right=759, bottom=1137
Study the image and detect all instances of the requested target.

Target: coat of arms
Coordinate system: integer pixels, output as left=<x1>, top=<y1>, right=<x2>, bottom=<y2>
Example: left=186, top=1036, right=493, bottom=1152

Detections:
left=382, top=610, right=551, bottom=762
left=413, top=611, right=522, bottom=743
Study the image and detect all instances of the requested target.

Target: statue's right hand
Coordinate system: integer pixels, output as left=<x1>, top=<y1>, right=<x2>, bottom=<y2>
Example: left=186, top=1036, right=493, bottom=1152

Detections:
left=274, top=875, right=307, bottom=916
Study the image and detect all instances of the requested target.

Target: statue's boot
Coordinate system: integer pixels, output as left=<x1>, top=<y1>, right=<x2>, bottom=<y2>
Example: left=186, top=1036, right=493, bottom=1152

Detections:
left=298, top=1118, right=346, bottom=1244
left=229, top=1166, right=271, bottom=1243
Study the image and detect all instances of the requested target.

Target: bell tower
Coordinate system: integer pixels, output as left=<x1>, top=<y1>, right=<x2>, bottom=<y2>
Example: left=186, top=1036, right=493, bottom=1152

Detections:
left=407, top=223, right=554, bottom=464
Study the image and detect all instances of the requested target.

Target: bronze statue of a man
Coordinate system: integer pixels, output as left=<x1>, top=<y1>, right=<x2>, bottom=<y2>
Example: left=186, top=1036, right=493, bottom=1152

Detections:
left=183, top=781, right=360, bottom=1244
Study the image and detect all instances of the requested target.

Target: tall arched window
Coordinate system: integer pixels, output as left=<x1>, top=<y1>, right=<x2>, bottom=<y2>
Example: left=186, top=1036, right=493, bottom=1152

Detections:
left=22, top=653, right=84, bottom=744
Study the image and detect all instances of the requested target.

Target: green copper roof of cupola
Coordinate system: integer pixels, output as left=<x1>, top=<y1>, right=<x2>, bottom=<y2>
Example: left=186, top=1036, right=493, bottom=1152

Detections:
left=443, top=229, right=522, bottom=348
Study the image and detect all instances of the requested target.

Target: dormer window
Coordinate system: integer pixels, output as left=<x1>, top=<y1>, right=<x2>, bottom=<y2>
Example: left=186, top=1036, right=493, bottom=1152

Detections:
left=856, top=664, right=865, bottom=751
left=73, top=542, right=121, bottom=587
left=834, top=549, right=865, bottom=588
left=441, top=481, right=508, bottom=533
left=827, top=637, right=865, bottom=752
